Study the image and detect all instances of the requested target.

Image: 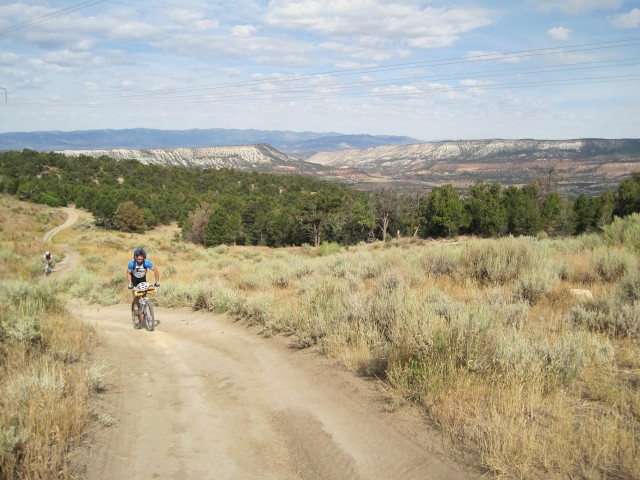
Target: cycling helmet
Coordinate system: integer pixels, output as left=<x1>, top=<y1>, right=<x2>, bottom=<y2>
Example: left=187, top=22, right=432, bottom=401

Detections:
left=133, top=248, right=147, bottom=259
left=45, top=251, right=50, bottom=255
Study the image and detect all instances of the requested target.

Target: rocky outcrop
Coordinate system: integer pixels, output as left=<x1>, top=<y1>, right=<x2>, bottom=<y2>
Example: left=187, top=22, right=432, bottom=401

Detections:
left=58, top=138, right=640, bottom=195
left=306, top=139, right=640, bottom=194
left=58, top=143, right=328, bottom=176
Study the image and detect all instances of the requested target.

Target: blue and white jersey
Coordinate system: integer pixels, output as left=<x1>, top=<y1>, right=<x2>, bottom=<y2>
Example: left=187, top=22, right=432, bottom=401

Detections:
left=127, top=259, right=154, bottom=279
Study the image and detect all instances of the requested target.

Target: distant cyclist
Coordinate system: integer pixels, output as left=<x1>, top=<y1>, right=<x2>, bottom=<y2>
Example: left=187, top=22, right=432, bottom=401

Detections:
left=43, top=251, right=53, bottom=273
left=127, top=248, right=160, bottom=315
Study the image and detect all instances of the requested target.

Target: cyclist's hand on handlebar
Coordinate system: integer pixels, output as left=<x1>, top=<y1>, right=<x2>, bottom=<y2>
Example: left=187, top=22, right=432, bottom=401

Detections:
left=154, top=282, right=160, bottom=287
left=128, top=283, right=133, bottom=289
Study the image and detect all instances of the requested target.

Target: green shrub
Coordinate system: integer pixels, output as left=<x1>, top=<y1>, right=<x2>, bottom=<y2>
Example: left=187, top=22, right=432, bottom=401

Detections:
left=211, top=244, right=229, bottom=254
left=602, top=213, right=640, bottom=250
left=459, top=237, right=543, bottom=284
left=484, top=288, right=529, bottom=329
left=513, top=269, right=556, bottom=305
left=567, top=298, right=640, bottom=338
left=2, top=296, right=48, bottom=347
left=420, top=249, right=457, bottom=277
left=318, top=241, right=341, bottom=256
left=588, top=247, right=637, bottom=282
left=85, top=358, right=114, bottom=393
left=616, top=270, right=640, bottom=302
left=0, top=425, right=28, bottom=468
left=163, top=265, right=177, bottom=277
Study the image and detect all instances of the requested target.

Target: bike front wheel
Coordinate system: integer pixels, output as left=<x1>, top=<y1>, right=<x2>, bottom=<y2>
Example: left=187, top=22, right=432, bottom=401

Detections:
left=132, top=306, right=142, bottom=329
left=143, top=300, right=155, bottom=331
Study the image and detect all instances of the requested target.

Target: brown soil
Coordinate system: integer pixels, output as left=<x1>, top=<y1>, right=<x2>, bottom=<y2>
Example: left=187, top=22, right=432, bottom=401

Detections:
left=48, top=208, right=478, bottom=480
left=71, top=306, right=475, bottom=480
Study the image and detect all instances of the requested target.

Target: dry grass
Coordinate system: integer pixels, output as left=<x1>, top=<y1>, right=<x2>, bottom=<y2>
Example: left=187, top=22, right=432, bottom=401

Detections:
left=4, top=194, right=638, bottom=479
left=0, top=196, right=97, bottom=479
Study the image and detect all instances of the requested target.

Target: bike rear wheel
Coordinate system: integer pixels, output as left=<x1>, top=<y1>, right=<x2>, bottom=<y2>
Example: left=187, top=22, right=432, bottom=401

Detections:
left=143, top=300, right=155, bottom=331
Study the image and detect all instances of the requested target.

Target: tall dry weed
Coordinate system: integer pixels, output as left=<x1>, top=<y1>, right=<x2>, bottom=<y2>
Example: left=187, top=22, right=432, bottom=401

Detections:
left=459, top=236, right=545, bottom=284
left=0, top=196, right=97, bottom=479
left=6, top=193, right=637, bottom=479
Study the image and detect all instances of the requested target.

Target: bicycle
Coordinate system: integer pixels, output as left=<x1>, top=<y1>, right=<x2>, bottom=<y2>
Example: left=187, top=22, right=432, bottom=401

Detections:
left=44, top=261, right=53, bottom=276
left=132, top=282, right=157, bottom=331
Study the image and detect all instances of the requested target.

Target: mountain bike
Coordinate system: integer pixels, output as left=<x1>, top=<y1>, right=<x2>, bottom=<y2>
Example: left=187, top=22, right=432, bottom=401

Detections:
left=132, top=282, right=157, bottom=331
left=44, top=260, right=53, bottom=276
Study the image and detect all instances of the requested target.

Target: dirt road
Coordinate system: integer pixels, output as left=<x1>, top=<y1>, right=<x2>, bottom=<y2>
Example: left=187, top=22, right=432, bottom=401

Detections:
left=72, top=305, right=472, bottom=480
left=43, top=207, right=79, bottom=243
left=43, top=207, right=80, bottom=275
left=47, top=208, right=475, bottom=480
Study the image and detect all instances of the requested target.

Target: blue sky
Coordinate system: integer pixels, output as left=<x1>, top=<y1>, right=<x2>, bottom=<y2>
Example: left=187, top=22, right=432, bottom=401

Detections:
left=0, top=0, right=639, bottom=140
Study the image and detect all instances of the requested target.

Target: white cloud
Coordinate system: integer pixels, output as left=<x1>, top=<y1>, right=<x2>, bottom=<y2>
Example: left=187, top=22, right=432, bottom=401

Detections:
left=154, top=33, right=317, bottom=66
left=168, top=9, right=219, bottom=30
left=533, top=0, right=622, bottom=14
left=232, top=25, right=258, bottom=37
left=0, top=52, right=19, bottom=66
left=547, top=26, right=572, bottom=41
left=320, top=41, right=407, bottom=62
left=609, top=8, right=640, bottom=28
left=109, top=21, right=163, bottom=42
left=465, top=51, right=524, bottom=64
left=265, top=1, right=495, bottom=57
left=76, top=39, right=95, bottom=50
left=36, top=50, right=107, bottom=73
left=220, top=67, right=244, bottom=76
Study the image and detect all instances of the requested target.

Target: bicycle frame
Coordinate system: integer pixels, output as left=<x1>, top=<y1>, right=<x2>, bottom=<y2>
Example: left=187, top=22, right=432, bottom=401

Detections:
left=133, top=284, right=157, bottom=331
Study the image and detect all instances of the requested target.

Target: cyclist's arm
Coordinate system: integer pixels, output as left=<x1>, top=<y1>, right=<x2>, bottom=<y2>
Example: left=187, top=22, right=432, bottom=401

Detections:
left=127, top=269, right=133, bottom=284
left=150, top=265, right=160, bottom=282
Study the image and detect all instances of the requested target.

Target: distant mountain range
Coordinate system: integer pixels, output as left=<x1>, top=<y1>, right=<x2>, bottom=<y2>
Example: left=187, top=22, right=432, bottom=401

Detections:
left=306, top=138, right=640, bottom=194
left=0, top=128, right=419, bottom=155
left=3, top=128, right=638, bottom=195
left=56, top=137, right=640, bottom=195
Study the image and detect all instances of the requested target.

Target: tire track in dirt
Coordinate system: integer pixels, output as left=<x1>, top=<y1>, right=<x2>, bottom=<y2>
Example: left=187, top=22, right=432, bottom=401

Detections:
left=71, top=305, right=475, bottom=480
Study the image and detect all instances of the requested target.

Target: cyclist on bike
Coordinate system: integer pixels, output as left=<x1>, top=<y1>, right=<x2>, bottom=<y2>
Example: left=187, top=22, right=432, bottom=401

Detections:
left=43, top=251, right=53, bottom=271
left=127, top=248, right=160, bottom=315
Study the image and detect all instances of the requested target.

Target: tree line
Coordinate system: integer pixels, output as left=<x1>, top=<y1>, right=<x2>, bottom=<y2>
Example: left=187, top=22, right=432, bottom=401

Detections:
left=1, top=149, right=638, bottom=247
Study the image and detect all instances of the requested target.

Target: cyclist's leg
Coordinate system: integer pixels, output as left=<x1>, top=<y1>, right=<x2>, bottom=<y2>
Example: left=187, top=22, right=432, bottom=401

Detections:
left=131, top=277, right=146, bottom=313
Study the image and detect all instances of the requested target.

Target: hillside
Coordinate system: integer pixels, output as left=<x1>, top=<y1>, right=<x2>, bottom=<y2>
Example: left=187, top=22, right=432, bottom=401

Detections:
left=58, top=143, right=383, bottom=184
left=307, top=138, right=640, bottom=195
left=58, top=137, right=640, bottom=195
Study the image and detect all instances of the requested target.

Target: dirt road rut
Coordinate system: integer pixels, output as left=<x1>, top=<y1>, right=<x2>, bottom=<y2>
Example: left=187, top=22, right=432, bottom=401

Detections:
left=72, top=304, right=472, bottom=480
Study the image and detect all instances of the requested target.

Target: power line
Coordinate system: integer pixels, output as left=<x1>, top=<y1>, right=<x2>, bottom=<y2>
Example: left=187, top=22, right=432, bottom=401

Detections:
left=13, top=56, right=640, bottom=107
left=4, top=34, right=639, bottom=109
left=13, top=39, right=640, bottom=106
left=13, top=74, right=639, bottom=109
left=0, top=0, right=108, bottom=36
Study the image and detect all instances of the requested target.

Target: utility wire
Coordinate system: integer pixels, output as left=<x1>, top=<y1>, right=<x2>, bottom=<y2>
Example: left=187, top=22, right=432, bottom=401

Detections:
left=0, top=0, right=108, bottom=36
left=3, top=33, right=639, bottom=108
left=13, top=74, right=640, bottom=108
left=13, top=39, right=640, bottom=106
left=13, top=57, right=640, bottom=106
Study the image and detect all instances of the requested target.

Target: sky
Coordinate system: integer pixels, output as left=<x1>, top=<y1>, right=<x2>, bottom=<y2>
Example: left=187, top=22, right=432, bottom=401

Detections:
left=0, top=0, right=639, bottom=141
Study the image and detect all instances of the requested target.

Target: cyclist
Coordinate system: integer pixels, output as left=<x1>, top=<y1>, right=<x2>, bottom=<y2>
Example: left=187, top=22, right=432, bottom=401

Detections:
left=127, top=248, right=160, bottom=316
left=43, top=251, right=53, bottom=272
